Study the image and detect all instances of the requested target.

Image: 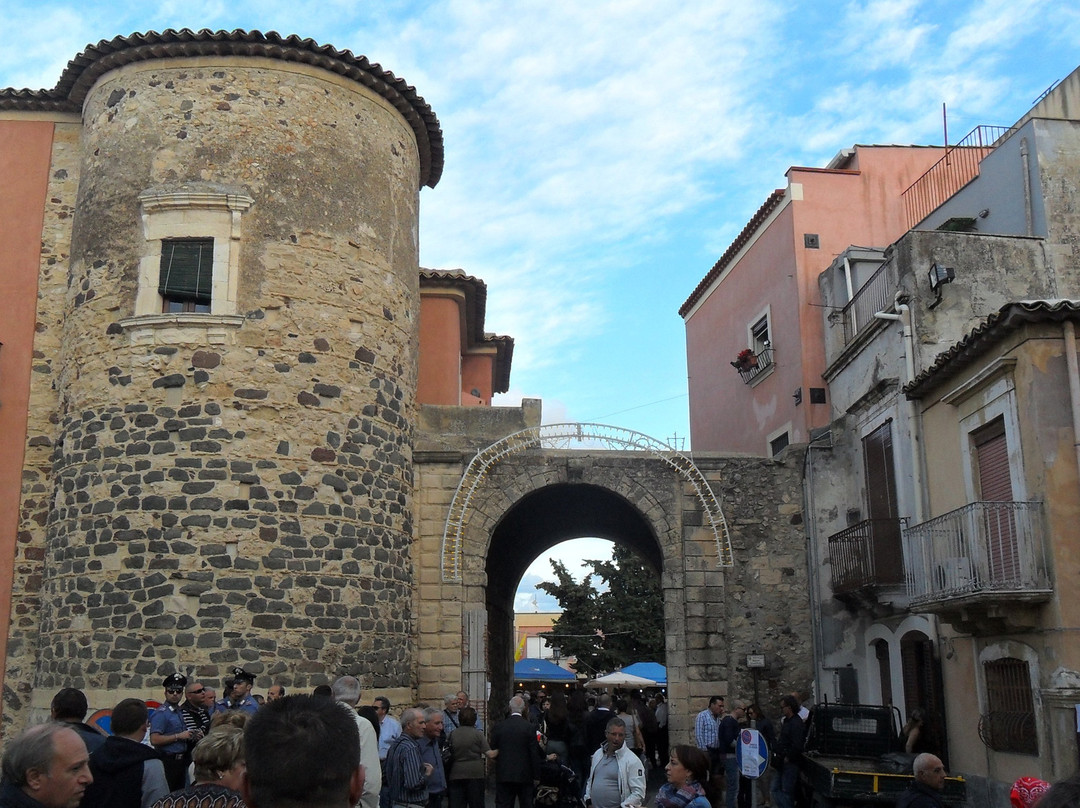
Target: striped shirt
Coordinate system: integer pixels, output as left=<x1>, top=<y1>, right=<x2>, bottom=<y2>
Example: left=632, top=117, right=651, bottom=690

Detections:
left=385, top=734, right=428, bottom=807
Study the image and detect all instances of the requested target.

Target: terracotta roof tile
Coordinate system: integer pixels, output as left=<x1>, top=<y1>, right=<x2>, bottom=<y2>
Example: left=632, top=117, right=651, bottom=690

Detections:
left=904, top=299, right=1080, bottom=398
left=678, top=189, right=786, bottom=317
left=0, top=29, right=443, bottom=187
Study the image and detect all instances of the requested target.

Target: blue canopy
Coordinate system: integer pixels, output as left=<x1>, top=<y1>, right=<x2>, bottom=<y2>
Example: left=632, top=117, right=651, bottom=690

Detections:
left=514, top=657, right=577, bottom=681
left=619, top=661, right=667, bottom=685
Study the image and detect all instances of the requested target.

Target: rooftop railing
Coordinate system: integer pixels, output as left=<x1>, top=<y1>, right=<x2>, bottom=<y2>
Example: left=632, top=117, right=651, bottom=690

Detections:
left=901, top=125, right=1014, bottom=230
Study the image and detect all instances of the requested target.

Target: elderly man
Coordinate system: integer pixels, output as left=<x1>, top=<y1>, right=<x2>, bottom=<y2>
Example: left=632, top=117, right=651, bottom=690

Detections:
left=583, top=717, right=645, bottom=808
left=440, top=694, right=461, bottom=740
left=385, top=708, right=433, bottom=808
left=242, top=694, right=365, bottom=808
left=332, top=676, right=382, bottom=808
left=717, top=700, right=746, bottom=808
left=0, top=723, right=93, bottom=808
left=896, top=754, right=947, bottom=808
left=419, top=708, right=448, bottom=808
left=490, top=696, right=542, bottom=808
left=267, top=684, right=286, bottom=702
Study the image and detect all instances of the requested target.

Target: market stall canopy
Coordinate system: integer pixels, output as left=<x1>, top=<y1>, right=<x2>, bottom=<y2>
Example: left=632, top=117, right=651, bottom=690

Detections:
left=514, top=658, right=577, bottom=681
left=584, top=671, right=658, bottom=688
left=620, top=661, right=667, bottom=685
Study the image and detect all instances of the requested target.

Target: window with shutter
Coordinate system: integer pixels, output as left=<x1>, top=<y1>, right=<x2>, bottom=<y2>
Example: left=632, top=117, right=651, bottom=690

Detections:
left=972, top=417, right=1019, bottom=583
left=981, top=657, right=1037, bottom=755
left=159, top=238, right=213, bottom=313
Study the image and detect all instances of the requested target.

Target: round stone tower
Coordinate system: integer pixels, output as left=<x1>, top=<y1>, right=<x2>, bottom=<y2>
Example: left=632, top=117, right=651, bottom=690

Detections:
left=35, top=31, right=442, bottom=698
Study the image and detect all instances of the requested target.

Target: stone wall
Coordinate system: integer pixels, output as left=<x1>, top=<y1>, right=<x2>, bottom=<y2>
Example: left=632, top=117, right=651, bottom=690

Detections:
left=4, top=54, right=425, bottom=728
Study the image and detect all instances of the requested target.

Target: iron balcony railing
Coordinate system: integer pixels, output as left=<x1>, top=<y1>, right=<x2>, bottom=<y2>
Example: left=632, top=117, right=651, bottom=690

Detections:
left=841, top=261, right=894, bottom=345
left=828, top=518, right=907, bottom=595
left=902, top=501, right=1049, bottom=606
left=735, top=345, right=774, bottom=384
left=901, top=125, right=1014, bottom=230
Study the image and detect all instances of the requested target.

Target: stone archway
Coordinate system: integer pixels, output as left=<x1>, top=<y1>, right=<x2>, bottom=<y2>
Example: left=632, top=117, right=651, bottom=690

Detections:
left=441, top=424, right=732, bottom=581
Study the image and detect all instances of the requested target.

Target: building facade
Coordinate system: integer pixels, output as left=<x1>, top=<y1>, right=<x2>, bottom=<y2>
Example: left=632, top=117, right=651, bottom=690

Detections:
left=810, top=65, right=1080, bottom=789
left=680, top=145, right=947, bottom=456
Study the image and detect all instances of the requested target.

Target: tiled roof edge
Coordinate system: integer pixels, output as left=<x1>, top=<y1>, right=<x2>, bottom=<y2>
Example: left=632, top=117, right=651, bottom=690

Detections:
left=0, top=29, right=443, bottom=187
left=678, top=189, right=786, bottom=317
left=904, top=299, right=1080, bottom=398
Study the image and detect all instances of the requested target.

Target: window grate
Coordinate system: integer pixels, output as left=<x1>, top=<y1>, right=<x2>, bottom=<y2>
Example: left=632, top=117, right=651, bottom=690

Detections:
left=160, top=238, right=213, bottom=312
left=980, top=658, right=1037, bottom=755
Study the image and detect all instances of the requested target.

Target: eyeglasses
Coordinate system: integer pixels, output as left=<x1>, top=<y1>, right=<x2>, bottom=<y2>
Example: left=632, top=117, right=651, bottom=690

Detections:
left=189, top=688, right=205, bottom=695
left=165, top=688, right=184, bottom=694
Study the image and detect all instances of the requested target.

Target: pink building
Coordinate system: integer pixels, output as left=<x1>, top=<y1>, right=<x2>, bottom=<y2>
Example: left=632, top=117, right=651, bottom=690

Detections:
left=680, top=146, right=947, bottom=455
left=418, top=269, right=513, bottom=407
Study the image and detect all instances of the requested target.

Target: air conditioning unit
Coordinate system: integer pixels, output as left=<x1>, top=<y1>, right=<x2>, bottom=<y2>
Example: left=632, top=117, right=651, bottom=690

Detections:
left=935, top=557, right=974, bottom=590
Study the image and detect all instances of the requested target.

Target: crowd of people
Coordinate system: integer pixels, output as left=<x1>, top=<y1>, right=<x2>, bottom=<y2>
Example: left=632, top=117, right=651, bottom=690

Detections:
left=3, top=676, right=1080, bottom=808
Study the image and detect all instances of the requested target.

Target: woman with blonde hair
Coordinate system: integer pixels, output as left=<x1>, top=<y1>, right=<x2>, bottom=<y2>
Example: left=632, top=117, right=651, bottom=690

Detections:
left=152, top=725, right=247, bottom=808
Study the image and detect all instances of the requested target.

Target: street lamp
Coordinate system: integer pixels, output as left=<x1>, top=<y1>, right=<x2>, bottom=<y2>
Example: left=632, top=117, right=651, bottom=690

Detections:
left=550, top=642, right=562, bottom=667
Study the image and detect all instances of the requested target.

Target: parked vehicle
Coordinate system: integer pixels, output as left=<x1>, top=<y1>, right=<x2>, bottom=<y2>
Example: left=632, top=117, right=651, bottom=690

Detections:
left=797, top=703, right=965, bottom=808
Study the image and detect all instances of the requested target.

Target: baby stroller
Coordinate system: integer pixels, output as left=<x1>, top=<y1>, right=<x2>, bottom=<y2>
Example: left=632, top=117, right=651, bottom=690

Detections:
left=535, top=760, right=585, bottom=808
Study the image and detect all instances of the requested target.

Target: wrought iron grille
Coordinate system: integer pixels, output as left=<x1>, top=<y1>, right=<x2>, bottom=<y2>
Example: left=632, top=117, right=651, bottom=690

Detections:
left=979, top=658, right=1037, bottom=755
left=737, top=345, right=774, bottom=384
left=828, top=518, right=906, bottom=593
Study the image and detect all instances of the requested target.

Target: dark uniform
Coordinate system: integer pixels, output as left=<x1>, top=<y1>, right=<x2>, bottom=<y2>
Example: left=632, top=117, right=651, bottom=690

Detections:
left=215, top=666, right=259, bottom=715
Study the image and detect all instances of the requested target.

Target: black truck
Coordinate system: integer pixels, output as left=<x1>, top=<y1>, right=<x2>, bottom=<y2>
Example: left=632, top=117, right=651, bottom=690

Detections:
left=797, top=703, right=965, bottom=808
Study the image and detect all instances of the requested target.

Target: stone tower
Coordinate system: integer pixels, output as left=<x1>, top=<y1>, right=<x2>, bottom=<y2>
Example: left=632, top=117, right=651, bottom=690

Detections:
left=1, top=30, right=443, bottom=722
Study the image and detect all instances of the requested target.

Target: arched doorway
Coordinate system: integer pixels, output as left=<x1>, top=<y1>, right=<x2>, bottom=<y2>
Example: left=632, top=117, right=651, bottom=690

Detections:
left=900, top=630, right=948, bottom=766
left=486, top=483, right=663, bottom=711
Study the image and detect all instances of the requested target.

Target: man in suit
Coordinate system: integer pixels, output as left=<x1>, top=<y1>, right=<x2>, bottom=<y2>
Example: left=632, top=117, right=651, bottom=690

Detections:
left=584, top=694, right=614, bottom=755
left=490, top=696, right=542, bottom=808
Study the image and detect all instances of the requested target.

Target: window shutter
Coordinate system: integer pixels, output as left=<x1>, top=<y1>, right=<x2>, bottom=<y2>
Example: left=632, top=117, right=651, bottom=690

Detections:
left=160, top=239, right=213, bottom=301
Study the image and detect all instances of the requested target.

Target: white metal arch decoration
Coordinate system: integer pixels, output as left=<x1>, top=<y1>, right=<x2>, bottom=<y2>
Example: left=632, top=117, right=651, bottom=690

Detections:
left=440, top=423, right=732, bottom=581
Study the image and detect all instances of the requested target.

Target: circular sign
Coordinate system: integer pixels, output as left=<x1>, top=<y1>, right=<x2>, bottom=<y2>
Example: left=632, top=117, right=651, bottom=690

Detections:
left=736, top=728, right=770, bottom=779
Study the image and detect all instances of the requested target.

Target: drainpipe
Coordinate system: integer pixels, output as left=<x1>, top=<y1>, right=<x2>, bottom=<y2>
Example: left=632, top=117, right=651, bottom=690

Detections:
left=874, top=297, right=926, bottom=523
left=1064, top=321, right=1080, bottom=491
left=1020, top=138, right=1034, bottom=237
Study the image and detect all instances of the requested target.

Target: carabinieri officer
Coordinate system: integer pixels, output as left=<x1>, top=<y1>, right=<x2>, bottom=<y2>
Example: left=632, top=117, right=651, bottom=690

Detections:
left=149, top=672, right=194, bottom=790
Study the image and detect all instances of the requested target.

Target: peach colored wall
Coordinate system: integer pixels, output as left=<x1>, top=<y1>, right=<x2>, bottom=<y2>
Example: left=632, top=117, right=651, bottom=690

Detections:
left=0, top=120, right=54, bottom=698
left=418, top=295, right=463, bottom=405
left=686, top=147, right=947, bottom=454
left=461, top=353, right=494, bottom=405
left=685, top=204, right=801, bottom=454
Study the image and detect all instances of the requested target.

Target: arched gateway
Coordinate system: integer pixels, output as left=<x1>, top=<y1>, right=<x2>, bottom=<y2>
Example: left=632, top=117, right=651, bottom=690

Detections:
left=412, top=411, right=814, bottom=742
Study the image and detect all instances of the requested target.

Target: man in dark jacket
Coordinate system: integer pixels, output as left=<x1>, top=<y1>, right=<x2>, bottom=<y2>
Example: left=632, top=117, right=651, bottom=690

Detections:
left=770, top=696, right=804, bottom=808
left=0, top=723, right=92, bottom=808
left=896, top=754, right=946, bottom=808
left=49, top=688, right=105, bottom=754
left=584, top=695, right=614, bottom=756
left=82, top=698, right=169, bottom=808
left=490, top=697, right=542, bottom=808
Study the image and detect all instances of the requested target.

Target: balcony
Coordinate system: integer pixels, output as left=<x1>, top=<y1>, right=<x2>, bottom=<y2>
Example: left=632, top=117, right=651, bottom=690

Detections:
left=901, top=125, right=1013, bottom=230
left=828, top=518, right=907, bottom=609
left=732, top=345, right=774, bottom=384
left=903, top=501, right=1051, bottom=632
left=841, top=261, right=894, bottom=346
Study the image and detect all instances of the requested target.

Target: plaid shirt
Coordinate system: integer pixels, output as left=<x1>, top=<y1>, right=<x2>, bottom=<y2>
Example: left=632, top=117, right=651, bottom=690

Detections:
left=694, top=709, right=720, bottom=749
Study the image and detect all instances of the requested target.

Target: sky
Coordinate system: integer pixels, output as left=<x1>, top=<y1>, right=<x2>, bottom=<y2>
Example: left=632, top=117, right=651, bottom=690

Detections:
left=2, top=0, right=1078, bottom=612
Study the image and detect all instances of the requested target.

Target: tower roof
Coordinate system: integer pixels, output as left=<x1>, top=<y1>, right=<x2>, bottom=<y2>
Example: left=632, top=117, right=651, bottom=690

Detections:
left=0, top=28, right=444, bottom=188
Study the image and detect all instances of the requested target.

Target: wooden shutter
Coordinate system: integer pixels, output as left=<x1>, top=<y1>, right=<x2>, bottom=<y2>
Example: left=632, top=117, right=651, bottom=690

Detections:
left=863, top=421, right=902, bottom=579
left=160, top=238, right=213, bottom=302
left=973, top=418, right=1018, bottom=582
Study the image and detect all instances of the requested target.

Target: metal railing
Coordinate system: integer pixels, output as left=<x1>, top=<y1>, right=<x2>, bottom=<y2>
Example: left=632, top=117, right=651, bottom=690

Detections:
left=841, top=261, right=893, bottom=345
left=828, top=518, right=907, bottom=594
left=735, top=345, right=774, bottom=384
left=902, top=501, right=1048, bottom=605
left=901, top=125, right=1013, bottom=230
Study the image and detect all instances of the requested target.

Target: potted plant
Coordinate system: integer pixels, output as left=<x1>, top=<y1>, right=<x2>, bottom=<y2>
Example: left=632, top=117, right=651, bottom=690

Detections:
left=731, top=348, right=758, bottom=371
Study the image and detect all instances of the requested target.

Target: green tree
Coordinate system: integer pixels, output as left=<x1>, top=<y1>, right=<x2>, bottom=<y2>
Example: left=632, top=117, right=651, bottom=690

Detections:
left=536, top=545, right=664, bottom=675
